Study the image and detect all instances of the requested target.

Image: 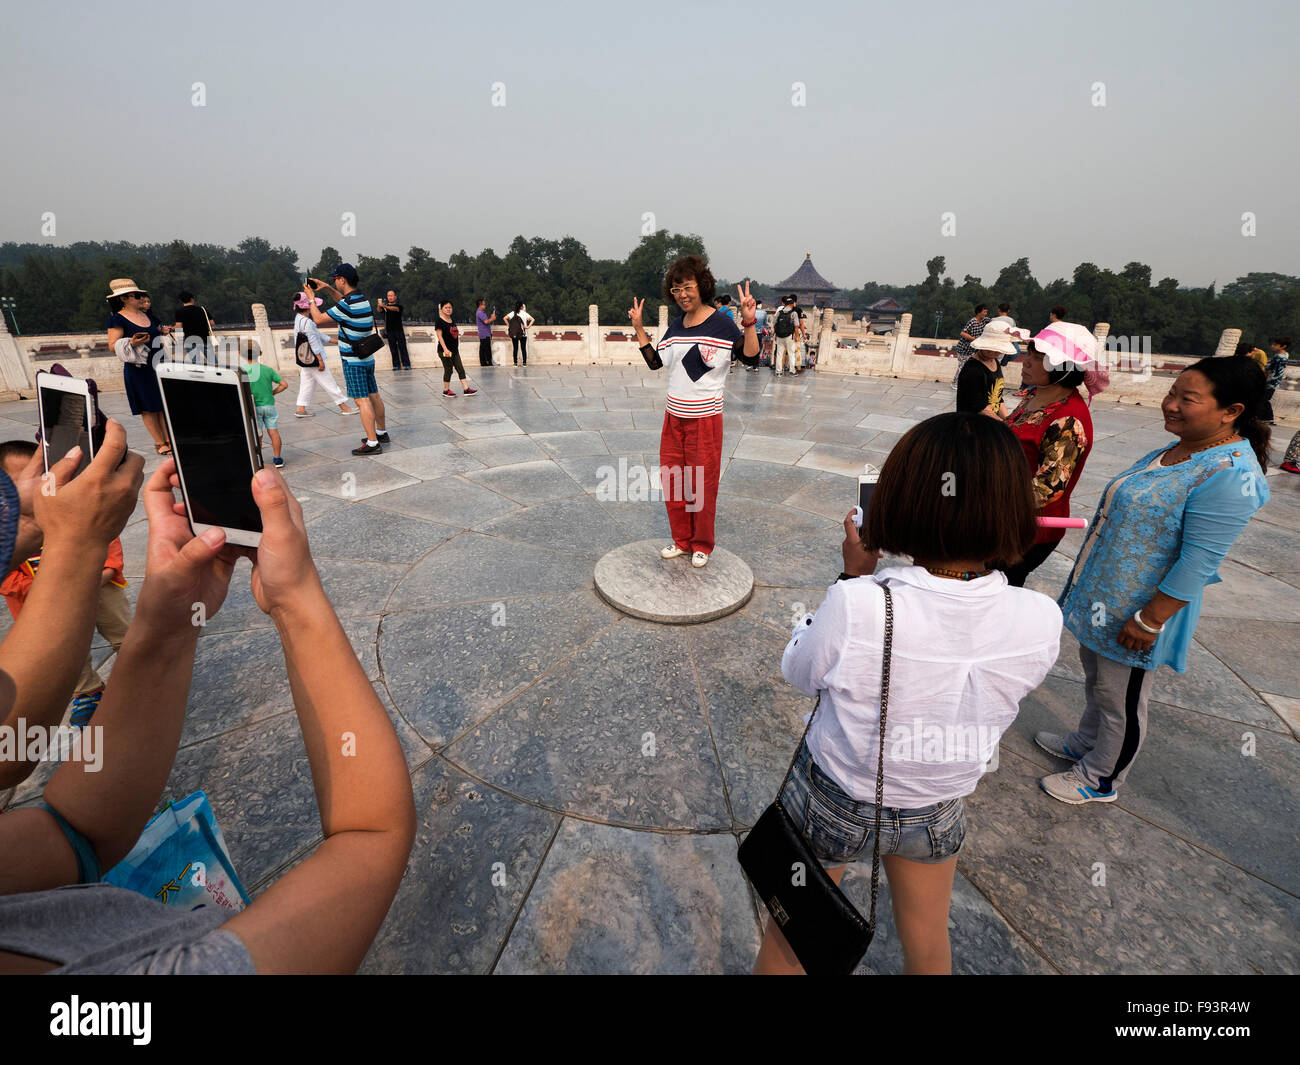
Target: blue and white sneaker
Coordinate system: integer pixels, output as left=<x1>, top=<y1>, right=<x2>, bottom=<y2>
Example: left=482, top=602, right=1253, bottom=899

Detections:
left=1040, top=764, right=1117, bottom=805
left=70, top=688, right=103, bottom=727
left=1034, top=731, right=1085, bottom=761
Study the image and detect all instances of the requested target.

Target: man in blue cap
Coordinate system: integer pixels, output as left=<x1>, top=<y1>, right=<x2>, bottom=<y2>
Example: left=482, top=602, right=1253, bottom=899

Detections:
left=303, top=263, right=389, bottom=455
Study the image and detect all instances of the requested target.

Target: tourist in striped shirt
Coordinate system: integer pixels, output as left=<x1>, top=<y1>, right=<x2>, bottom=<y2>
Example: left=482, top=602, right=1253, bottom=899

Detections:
left=302, top=263, right=390, bottom=455
left=627, top=256, right=759, bottom=568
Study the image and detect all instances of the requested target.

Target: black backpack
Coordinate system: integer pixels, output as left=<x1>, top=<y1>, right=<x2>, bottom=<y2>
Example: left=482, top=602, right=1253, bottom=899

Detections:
left=775, top=308, right=795, bottom=337
left=294, top=318, right=320, bottom=368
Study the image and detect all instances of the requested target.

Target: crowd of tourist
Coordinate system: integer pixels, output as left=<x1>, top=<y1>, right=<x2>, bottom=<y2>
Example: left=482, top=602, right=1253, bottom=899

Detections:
left=0, top=252, right=1287, bottom=975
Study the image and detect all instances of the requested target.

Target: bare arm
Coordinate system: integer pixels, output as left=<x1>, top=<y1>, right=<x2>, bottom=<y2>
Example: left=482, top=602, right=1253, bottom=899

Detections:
left=218, top=473, right=415, bottom=973
left=0, top=423, right=142, bottom=790
left=0, top=457, right=241, bottom=893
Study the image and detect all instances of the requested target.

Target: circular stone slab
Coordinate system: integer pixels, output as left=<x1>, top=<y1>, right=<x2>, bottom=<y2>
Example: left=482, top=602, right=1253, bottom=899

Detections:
left=594, top=541, right=754, bottom=624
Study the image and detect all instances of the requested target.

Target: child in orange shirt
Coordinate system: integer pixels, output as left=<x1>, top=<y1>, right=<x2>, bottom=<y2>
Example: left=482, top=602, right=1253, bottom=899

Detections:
left=0, top=441, right=132, bottom=725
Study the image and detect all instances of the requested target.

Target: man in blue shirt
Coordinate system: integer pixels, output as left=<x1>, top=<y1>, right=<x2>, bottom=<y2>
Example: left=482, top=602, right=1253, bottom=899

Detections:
left=303, top=263, right=389, bottom=455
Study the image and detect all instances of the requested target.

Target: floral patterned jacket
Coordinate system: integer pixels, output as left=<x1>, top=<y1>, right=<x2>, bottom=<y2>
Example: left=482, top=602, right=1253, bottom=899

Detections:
left=1006, top=390, right=1093, bottom=544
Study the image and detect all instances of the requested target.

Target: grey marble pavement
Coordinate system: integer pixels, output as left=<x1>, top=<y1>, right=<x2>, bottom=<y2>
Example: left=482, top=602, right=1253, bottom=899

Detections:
left=1, top=364, right=1296, bottom=974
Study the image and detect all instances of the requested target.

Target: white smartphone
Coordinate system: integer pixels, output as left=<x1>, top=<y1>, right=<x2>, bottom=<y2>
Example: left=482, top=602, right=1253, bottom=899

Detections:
left=156, top=362, right=264, bottom=547
left=36, top=371, right=99, bottom=475
left=856, top=463, right=880, bottom=535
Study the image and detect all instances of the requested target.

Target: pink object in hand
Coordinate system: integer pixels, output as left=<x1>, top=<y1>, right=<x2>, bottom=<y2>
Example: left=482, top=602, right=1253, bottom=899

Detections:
left=1036, top=517, right=1086, bottom=529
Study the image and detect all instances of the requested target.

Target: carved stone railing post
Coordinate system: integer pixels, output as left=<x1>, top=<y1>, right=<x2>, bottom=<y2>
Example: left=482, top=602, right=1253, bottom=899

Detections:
left=1214, top=328, right=1241, bottom=358
left=588, top=305, right=600, bottom=363
left=0, top=307, right=32, bottom=392
left=251, top=304, right=281, bottom=371
left=889, top=313, right=913, bottom=373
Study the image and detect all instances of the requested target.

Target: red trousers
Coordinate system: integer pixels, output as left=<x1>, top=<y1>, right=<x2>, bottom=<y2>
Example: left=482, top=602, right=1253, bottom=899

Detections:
left=660, top=411, right=723, bottom=554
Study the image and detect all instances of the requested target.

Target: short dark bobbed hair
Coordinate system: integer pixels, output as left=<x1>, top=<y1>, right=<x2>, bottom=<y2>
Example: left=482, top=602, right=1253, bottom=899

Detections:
left=662, top=255, right=716, bottom=305
left=865, top=412, right=1037, bottom=566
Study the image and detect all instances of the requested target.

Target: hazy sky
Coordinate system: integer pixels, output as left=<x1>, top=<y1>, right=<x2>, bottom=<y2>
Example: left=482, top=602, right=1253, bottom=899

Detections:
left=2, top=0, right=1295, bottom=289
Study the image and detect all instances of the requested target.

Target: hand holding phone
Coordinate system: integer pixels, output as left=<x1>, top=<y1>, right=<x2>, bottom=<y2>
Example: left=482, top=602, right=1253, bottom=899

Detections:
left=131, top=332, right=151, bottom=346
left=156, top=363, right=265, bottom=547
left=32, top=419, right=143, bottom=556
left=841, top=511, right=881, bottom=578
left=36, top=370, right=104, bottom=476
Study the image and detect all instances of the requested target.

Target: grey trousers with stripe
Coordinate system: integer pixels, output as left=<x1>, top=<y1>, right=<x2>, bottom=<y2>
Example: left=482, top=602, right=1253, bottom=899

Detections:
left=1066, top=645, right=1157, bottom=793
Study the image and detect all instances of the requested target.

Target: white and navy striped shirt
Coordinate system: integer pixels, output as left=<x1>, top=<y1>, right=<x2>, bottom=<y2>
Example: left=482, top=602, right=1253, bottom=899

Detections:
left=656, top=309, right=743, bottom=418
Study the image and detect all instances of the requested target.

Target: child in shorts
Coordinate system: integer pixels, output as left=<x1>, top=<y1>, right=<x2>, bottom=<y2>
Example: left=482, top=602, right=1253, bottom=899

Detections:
left=242, top=340, right=288, bottom=468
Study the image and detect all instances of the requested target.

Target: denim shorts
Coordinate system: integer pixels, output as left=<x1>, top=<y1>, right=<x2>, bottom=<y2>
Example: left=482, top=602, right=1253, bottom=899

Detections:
left=778, top=740, right=966, bottom=866
left=255, top=404, right=278, bottom=430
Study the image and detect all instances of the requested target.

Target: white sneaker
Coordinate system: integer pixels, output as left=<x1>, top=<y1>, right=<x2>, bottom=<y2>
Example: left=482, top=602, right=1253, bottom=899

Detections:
left=661, top=544, right=687, bottom=559
left=691, top=551, right=709, bottom=568
left=1034, top=731, right=1085, bottom=761
left=1039, top=764, right=1117, bottom=805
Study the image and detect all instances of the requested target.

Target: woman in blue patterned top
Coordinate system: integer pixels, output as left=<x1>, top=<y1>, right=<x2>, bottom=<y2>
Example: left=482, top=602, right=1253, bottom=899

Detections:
left=1037, top=355, right=1270, bottom=805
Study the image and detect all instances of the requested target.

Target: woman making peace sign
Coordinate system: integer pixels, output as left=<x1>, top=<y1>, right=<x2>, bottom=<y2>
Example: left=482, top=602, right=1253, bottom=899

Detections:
left=627, top=257, right=760, bottom=567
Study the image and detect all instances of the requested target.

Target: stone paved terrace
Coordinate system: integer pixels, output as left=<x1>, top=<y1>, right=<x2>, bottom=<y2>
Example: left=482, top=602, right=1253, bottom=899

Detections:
left=1, top=364, right=1297, bottom=974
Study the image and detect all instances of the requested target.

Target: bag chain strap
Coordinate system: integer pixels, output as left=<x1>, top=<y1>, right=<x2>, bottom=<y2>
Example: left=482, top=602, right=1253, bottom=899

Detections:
left=868, top=586, right=893, bottom=933
left=775, top=584, right=895, bottom=935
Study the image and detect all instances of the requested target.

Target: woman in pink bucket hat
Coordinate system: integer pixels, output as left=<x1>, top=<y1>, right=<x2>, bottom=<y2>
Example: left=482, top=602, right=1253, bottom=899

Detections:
left=1001, top=322, right=1106, bottom=586
left=291, top=291, right=358, bottom=417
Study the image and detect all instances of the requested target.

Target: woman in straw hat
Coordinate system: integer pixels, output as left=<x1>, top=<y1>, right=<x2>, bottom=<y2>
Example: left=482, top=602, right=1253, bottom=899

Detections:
left=105, top=278, right=172, bottom=455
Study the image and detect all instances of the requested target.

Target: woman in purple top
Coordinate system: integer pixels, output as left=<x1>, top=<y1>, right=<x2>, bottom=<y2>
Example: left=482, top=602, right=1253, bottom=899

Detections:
left=475, top=298, right=496, bottom=366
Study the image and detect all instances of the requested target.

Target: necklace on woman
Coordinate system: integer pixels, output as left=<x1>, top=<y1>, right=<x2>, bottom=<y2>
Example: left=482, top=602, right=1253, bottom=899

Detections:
left=1162, top=433, right=1239, bottom=465
left=924, top=566, right=992, bottom=581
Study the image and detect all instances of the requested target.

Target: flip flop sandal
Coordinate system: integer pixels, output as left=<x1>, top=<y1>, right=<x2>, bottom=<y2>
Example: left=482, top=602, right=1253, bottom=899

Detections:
left=155, top=441, right=173, bottom=456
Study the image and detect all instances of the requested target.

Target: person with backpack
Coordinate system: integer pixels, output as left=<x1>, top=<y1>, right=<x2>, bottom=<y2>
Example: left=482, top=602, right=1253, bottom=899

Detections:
left=506, top=301, right=534, bottom=366
left=291, top=292, right=357, bottom=418
left=772, top=295, right=801, bottom=376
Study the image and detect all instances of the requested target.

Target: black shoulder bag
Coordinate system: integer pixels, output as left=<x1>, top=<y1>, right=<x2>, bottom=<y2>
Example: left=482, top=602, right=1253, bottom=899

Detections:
left=738, top=584, right=894, bottom=975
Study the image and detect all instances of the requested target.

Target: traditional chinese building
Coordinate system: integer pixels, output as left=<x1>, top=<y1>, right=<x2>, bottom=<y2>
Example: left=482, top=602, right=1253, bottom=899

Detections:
left=774, top=253, right=851, bottom=310
left=863, top=296, right=905, bottom=333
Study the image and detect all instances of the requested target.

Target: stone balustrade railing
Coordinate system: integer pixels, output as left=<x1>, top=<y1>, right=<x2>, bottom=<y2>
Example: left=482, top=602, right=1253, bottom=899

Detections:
left=0, top=304, right=1293, bottom=416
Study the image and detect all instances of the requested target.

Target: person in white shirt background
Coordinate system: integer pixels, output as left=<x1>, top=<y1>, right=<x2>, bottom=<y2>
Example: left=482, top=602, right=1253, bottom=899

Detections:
left=755, top=411, right=1062, bottom=975
left=291, top=292, right=358, bottom=418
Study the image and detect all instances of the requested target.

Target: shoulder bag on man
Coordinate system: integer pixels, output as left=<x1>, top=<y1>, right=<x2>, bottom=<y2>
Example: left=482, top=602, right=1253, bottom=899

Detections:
left=347, top=298, right=385, bottom=359
left=737, top=585, right=895, bottom=974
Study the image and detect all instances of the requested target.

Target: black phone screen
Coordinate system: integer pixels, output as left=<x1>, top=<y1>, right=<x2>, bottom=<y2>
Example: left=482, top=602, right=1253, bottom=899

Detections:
left=161, top=376, right=262, bottom=533
left=39, top=385, right=92, bottom=475
left=858, top=478, right=877, bottom=518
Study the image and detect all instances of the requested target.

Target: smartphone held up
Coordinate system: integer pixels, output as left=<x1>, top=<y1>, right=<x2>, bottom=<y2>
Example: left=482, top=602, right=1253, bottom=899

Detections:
left=36, top=370, right=105, bottom=476
left=852, top=463, right=880, bottom=537
left=155, top=362, right=265, bottom=547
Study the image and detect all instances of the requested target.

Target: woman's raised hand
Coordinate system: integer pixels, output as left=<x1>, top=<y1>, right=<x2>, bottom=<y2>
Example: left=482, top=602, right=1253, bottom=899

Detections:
left=736, top=280, right=757, bottom=320
left=628, top=297, right=645, bottom=328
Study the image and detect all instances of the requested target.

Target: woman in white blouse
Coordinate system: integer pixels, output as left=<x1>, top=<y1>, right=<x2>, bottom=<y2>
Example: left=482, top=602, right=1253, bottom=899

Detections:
left=755, top=412, right=1063, bottom=975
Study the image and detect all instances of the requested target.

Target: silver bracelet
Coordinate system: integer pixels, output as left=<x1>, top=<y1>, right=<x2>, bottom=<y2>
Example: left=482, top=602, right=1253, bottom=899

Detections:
left=1133, top=610, right=1164, bottom=635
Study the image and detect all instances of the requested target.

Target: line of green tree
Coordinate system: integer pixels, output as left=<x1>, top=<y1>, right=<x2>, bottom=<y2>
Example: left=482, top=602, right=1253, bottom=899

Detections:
left=884, top=256, right=1300, bottom=355
left=1, top=238, right=1295, bottom=354
left=0, top=231, right=707, bottom=333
